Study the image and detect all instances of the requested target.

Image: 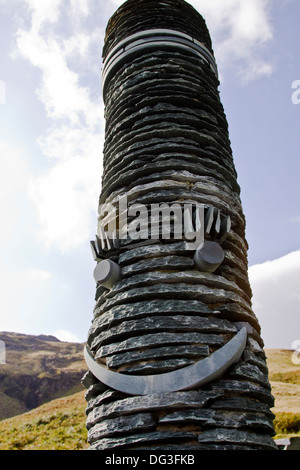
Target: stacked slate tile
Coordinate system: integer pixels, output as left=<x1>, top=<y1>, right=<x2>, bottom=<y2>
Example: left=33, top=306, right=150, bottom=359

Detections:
left=83, top=0, right=277, bottom=450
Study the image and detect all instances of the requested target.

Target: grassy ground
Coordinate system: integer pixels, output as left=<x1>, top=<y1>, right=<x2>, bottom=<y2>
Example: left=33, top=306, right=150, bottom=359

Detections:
left=266, top=349, right=300, bottom=440
left=0, top=391, right=88, bottom=450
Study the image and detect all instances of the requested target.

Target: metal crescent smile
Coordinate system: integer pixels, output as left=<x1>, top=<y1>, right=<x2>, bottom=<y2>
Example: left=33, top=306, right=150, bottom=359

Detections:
left=84, top=327, right=247, bottom=395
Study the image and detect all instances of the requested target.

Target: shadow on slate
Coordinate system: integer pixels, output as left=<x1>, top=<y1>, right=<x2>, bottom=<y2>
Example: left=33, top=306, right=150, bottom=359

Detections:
left=82, top=0, right=278, bottom=451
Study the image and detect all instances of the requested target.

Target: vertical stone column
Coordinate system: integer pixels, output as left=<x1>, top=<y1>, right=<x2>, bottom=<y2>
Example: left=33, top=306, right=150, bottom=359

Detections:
left=82, top=0, right=277, bottom=450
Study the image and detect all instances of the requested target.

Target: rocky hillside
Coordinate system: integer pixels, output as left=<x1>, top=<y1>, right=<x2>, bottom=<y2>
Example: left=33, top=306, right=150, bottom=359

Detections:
left=0, top=332, right=86, bottom=420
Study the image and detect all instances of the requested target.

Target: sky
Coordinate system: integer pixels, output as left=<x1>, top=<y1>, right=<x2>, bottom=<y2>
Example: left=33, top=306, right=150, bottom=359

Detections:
left=0, top=0, right=299, bottom=349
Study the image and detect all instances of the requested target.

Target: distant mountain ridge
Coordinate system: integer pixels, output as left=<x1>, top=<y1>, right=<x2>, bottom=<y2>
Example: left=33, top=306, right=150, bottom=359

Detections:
left=0, top=332, right=86, bottom=421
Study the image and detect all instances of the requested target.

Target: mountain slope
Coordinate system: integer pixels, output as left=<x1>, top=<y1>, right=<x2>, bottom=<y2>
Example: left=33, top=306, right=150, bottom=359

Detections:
left=0, top=391, right=88, bottom=450
left=266, top=349, right=300, bottom=414
left=0, top=332, right=86, bottom=420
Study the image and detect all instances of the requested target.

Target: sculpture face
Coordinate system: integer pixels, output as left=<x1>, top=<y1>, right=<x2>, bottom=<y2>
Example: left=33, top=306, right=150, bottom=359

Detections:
left=83, top=0, right=277, bottom=450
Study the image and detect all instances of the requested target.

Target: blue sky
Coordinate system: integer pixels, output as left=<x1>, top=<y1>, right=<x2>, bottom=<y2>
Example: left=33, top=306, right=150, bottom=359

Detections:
left=0, top=0, right=299, bottom=349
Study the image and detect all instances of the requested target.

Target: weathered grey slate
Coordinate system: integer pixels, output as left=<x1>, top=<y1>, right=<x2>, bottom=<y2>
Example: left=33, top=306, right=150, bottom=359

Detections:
left=95, top=331, right=224, bottom=358
left=88, top=412, right=155, bottom=443
left=91, top=315, right=236, bottom=350
left=91, top=299, right=214, bottom=333
left=228, top=362, right=271, bottom=388
left=88, top=430, right=197, bottom=450
left=86, top=389, right=126, bottom=415
left=159, top=409, right=275, bottom=434
left=197, top=428, right=278, bottom=450
left=212, top=303, right=260, bottom=331
left=85, top=383, right=109, bottom=402
left=210, top=397, right=275, bottom=418
left=132, top=444, right=255, bottom=450
left=208, top=380, right=275, bottom=407
left=108, top=270, right=245, bottom=298
left=106, top=344, right=209, bottom=368
left=121, top=255, right=194, bottom=276
left=95, top=283, right=252, bottom=315
left=118, top=241, right=193, bottom=265
left=243, top=350, right=269, bottom=374
left=102, top=156, right=239, bottom=200
left=86, top=390, right=224, bottom=428
left=119, top=357, right=195, bottom=374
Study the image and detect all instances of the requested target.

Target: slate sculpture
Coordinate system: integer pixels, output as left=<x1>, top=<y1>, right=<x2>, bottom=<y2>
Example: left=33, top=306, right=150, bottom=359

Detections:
left=82, top=0, right=277, bottom=450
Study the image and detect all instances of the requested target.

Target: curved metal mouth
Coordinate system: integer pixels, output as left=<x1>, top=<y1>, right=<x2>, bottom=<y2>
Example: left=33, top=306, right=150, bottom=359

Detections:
left=102, top=28, right=218, bottom=99
left=84, top=327, right=247, bottom=396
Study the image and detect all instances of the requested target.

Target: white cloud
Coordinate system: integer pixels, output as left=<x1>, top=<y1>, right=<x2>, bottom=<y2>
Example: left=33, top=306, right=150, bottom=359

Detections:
left=15, top=1, right=104, bottom=251
left=29, top=127, right=103, bottom=251
left=26, top=268, right=52, bottom=282
left=189, top=0, right=274, bottom=81
left=0, top=142, right=29, bottom=242
left=0, top=265, right=52, bottom=333
left=0, top=140, right=56, bottom=335
left=69, top=0, right=91, bottom=17
left=23, top=0, right=63, bottom=33
left=249, top=251, right=300, bottom=349
left=16, top=28, right=101, bottom=125
left=53, top=329, right=81, bottom=342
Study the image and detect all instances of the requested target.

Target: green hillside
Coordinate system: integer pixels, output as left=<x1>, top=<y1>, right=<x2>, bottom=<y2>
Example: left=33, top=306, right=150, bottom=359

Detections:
left=266, top=349, right=300, bottom=439
left=0, top=332, right=86, bottom=421
left=0, top=391, right=88, bottom=450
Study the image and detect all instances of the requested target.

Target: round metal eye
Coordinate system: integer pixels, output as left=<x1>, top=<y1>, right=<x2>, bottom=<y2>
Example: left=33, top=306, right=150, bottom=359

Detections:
left=93, top=259, right=122, bottom=289
left=194, top=241, right=225, bottom=273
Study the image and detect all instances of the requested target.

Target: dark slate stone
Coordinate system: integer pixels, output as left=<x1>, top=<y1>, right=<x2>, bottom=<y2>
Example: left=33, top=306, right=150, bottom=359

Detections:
left=208, top=380, right=275, bottom=407
left=91, top=315, right=235, bottom=350
left=228, top=362, right=271, bottom=388
left=121, top=255, right=194, bottom=276
left=102, top=141, right=235, bottom=188
left=95, top=331, right=224, bottom=358
left=118, top=242, right=194, bottom=265
left=81, top=370, right=98, bottom=389
left=101, top=155, right=239, bottom=200
left=159, top=408, right=215, bottom=425
left=91, top=298, right=214, bottom=333
left=108, top=270, right=245, bottom=298
left=210, top=397, right=275, bottom=419
left=85, top=383, right=109, bottom=403
left=159, top=409, right=275, bottom=435
left=86, top=390, right=224, bottom=428
left=86, top=389, right=125, bottom=415
left=107, top=103, right=218, bottom=138
left=95, top=284, right=251, bottom=317
left=105, top=120, right=231, bottom=163
left=89, top=431, right=197, bottom=450
left=247, top=337, right=265, bottom=355
left=106, top=344, right=209, bottom=368
left=119, top=357, right=195, bottom=374
left=91, top=299, right=214, bottom=335
left=214, top=303, right=260, bottom=332
left=132, top=444, right=255, bottom=450
left=88, top=412, right=155, bottom=443
left=243, top=350, right=269, bottom=374
left=197, top=428, right=278, bottom=450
